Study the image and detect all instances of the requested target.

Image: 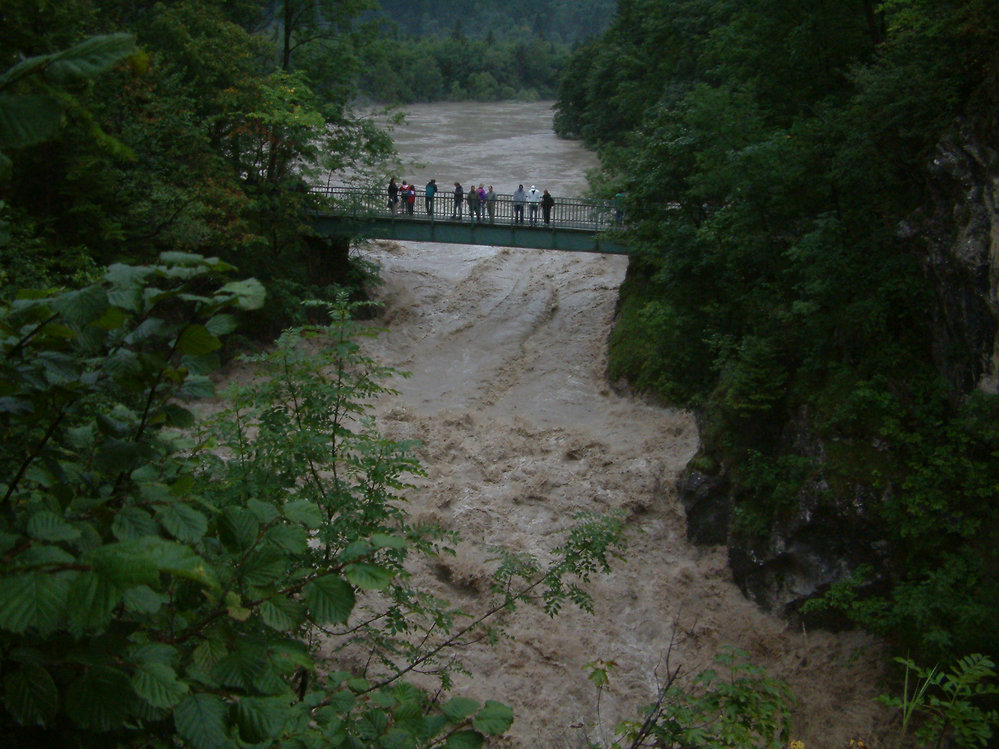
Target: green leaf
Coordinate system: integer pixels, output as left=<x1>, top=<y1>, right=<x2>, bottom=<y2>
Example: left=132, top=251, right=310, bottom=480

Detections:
left=0, top=571, right=72, bottom=634
left=442, top=697, right=480, bottom=722
left=283, top=499, right=324, bottom=529
left=176, top=324, right=222, bottom=356
left=156, top=502, right=208, bottom=543
left=52, top=284, right=108, bottom=326
left=240, top=548, right=287, bottom=586
left=218, top=279, right=266, bottom=310
left=443, top=730, right=483, bottom=749
left=111, top=507, right=159, bottom=540
left=127, top=643, right=179, bottom=666
left=175, top=693, right=229, bottom=749
left=122, top=585, right=168, bottom=614
left=87, top=543, right=159, bottom=587
left=267, top=640, right=313, bottom=673
left=46, top=34, right=137, bottom=82
left=303, top=575, right=355, bottom=624
left=93, top=538, right=217, bottom=588
left=4, top=663, right=58, bottom=726
left=212, top=647, right=266, bottom=690
left=260, top=597, right=306, bottom=631
left=91, top=305, right=128, bottom=331
left=235, top=696, right=289, bottom=743
left=265, top=523, right=308, bottom=555
left=192, top=637, right=227, bottom=674
left=219, top=507, right=260, bottom=551
left=178, top=375, right=215, bottom=399
left=206, top=313, right=240, bottom=336
left=27, top=510, right=81, bottom=542
left=158, top=251, right=206, bottom=266
left=380, top=728, right=417, bottom=749
left=422, top=714, right=448, bottom=738
left=247, top=498, right=280, bottom=524
left=67, top=571, right=122, bottom=630
left=131, top=662, right=189, bottom=709
left=472, top=701, right=514, bottom=735
left=371, top=533, right=408, bottom=551
left=344, top=563, right=394, bottom=591
left=65, top=666, right=132, bottom=731
left=163, top=403, right=196, bottom=428
left=325, top=689, right=356, bottom=714
left=0, top=93, right=61, bottom=148
left=391, top=683, right=423, bottom=721
left=339, top=540, right=374, bottom=562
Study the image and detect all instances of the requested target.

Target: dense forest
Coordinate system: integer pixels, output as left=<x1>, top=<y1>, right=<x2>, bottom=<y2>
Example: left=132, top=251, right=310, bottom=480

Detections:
left=557, top=0, right=999, bottom=684
left=355, top=0, right=615, bottom=102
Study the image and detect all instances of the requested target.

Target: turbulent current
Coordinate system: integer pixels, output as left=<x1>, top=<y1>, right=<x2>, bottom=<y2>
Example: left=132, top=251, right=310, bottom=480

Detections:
left=349, top=101, right=888, bottom=747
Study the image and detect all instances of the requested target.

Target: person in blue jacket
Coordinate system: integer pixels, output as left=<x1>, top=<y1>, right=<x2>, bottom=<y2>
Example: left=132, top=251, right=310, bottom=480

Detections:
left=425, top=179, right=437, bottom=217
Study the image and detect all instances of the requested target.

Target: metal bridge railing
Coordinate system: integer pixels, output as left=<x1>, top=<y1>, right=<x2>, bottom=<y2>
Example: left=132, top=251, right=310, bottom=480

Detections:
left=310, top=185, right=619, bottom=232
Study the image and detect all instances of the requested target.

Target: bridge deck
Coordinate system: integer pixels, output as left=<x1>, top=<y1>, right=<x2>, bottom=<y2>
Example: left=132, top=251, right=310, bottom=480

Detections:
left=310, top=186, right=627, bottom=254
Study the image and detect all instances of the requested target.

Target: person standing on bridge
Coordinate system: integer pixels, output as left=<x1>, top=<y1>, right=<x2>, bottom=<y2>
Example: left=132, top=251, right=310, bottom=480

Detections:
left=425, top=179, right=437, bottom=217
left=452, top=182, right=464, bottom=220
left=387, top=177, right=399, bottom=215
left=541, top=188, right=554, bottom=225
left=467, top=181, right=480, bottom=222
left=527, top=185, right=541, bottom=225
left=513, top=184, right=526, bottom=224
left=486, top=186, right=496, bottom=223
left=400, top=180, right=415, bottom=215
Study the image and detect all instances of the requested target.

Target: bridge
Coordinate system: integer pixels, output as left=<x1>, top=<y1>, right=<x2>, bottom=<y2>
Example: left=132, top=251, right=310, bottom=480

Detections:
left=309, top=186, right=627, bottom=254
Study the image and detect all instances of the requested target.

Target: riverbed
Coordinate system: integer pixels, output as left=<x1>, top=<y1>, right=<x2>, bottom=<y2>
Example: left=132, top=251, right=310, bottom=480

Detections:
left=348, top=101, right=890, bottom=747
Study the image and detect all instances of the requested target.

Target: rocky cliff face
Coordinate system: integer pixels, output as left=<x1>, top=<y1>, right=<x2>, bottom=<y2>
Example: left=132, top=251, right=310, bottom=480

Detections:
left=909, top=117, right=999, bottom=394
left=680, top=413, right=890, bottom=623
left=680, top=113, right=999, bottom=618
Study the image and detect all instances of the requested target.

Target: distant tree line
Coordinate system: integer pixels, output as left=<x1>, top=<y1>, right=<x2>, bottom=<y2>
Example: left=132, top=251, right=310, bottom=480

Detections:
left=358, top=33, right=568, bottom=103
left=354, top=0, right=616, bottom=103
left=368, top=0, right=614, bottom=44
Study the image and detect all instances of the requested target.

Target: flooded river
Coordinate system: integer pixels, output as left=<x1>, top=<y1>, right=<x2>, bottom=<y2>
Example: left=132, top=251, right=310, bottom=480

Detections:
left=351, top=101, right=888, bottom=747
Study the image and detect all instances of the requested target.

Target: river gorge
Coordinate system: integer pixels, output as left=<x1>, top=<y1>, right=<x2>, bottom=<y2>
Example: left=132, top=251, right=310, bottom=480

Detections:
left=345, top=100, right=890, bottom=747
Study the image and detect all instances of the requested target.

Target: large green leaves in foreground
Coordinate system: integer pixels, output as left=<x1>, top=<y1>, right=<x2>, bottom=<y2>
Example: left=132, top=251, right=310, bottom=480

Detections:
left=0, top=33, right=137, bottom=180
left=0, top=256, right=516, bottom=746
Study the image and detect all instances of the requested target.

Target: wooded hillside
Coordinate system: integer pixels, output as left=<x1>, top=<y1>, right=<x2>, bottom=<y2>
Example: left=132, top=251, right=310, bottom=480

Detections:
left=557, top=0, right=999, bottom=669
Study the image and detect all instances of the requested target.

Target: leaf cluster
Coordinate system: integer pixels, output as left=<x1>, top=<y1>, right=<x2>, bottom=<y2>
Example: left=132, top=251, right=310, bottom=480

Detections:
left=1, top=1, right=392, bottom=324
left=878, top=653, right=999, bottom=748
left=0, top=257, right=528, bottom=747
left=611, top=647, right=794, bottom=749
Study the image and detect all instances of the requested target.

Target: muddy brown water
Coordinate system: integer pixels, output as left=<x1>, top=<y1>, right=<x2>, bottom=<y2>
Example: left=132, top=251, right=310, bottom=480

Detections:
left=341, top=101, right=891, bottom=747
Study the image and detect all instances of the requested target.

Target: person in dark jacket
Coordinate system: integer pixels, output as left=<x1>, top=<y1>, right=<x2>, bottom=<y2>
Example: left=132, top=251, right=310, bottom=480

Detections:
left=387, top=177, right=398, bottom=214
left=541, top=189, right=555, bottom=225
left=467, top=181, right=480, bottom=222
left=452, top=182, right=464, bottom=220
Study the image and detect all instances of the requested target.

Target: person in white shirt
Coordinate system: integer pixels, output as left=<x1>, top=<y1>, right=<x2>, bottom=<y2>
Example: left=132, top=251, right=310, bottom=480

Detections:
left=527, top=185, right=541, bottom=225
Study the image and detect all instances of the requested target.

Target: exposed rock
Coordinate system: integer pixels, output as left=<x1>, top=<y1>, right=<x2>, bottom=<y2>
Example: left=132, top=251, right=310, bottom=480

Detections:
left=677, top=465, right=729, bottom=545
left=910, top=117, right=999, bottom=393
left=680, top=411, right=889, bottom=620
left=680, top=111, right=999, bottom=624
